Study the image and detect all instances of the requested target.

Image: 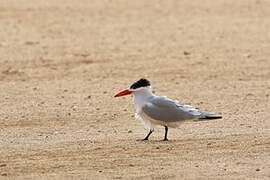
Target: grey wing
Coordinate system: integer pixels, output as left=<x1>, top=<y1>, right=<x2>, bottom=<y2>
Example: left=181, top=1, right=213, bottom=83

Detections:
left=142, top=96, right=202, bottom=122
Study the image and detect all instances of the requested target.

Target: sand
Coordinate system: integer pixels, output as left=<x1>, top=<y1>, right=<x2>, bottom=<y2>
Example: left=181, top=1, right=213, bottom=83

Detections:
left=0, top=0, right=270, bottom=179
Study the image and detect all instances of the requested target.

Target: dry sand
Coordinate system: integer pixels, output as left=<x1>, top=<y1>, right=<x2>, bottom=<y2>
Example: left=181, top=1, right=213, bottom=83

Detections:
left=0, top=0, right=270, bottom=179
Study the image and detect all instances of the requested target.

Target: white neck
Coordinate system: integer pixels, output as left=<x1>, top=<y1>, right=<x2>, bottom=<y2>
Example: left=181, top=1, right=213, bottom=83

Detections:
left=133, top=87, right=153, bottom=112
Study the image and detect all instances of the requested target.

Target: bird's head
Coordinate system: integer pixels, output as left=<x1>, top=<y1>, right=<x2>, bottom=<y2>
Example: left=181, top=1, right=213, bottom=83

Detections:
left=114, top=78, right=152, bottom=97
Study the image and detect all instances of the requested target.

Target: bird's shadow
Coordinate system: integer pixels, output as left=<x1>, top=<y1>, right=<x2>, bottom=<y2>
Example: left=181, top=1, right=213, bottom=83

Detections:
left=135, top=139, right=179, bottom=144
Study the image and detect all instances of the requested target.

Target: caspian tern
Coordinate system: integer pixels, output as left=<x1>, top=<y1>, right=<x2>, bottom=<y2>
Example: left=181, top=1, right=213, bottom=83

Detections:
left=114, top=79, right=222, bottom=141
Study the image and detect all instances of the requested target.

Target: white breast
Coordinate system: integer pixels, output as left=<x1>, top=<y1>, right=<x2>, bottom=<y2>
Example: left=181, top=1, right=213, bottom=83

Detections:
left=133, top=87, right=155, bottom=130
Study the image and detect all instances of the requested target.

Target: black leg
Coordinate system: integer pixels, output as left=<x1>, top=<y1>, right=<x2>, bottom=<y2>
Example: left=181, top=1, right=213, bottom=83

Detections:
left=143, top=130, right=153, bottom=140
left=164, top=126, right=168, bottom=141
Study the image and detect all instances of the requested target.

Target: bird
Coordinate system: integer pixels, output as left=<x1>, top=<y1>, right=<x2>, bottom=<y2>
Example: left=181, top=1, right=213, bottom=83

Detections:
left=114, top=78, right=222, bottom=141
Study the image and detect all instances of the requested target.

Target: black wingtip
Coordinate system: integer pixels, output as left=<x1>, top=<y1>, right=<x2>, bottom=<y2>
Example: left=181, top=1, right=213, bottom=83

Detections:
left=199, top=115, right=222, bottom=120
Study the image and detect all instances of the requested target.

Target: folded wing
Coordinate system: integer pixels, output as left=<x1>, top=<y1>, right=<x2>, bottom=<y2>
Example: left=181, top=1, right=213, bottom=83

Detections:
left=142, top=96, right=202, bottom=122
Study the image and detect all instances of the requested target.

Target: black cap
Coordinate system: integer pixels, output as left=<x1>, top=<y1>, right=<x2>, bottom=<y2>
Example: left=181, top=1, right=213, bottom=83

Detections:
left=130, top=78, right=151, bottom=89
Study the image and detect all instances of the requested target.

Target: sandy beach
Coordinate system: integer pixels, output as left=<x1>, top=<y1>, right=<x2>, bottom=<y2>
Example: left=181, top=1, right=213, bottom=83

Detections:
left=0, top=0, right=269, bottom=179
